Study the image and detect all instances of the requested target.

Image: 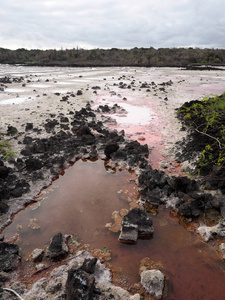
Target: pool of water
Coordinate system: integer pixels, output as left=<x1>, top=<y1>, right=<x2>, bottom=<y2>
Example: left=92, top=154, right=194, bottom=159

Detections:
left=3, top=160, right=225, bottom=299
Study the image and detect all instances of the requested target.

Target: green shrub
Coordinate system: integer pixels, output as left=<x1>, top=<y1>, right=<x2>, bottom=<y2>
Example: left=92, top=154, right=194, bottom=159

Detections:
left=0, top=133, right=17, bottom=161
left=177, top=92, right=225, bottom=175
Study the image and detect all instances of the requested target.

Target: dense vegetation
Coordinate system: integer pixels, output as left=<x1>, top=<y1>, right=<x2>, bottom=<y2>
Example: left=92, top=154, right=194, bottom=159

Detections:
left=177, top=93, right=225, bottom=180
left=0, top=47, right=225, bottom=67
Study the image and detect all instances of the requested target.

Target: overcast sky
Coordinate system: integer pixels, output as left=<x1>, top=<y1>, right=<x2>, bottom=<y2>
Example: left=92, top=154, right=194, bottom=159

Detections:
left=0, top=0, right=224, bottom=50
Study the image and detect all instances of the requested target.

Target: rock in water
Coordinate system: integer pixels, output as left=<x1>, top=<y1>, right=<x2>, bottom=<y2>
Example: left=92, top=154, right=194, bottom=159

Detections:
left=119, top=224, right=139, bottom=244
left=141, top=270, right=165, bottom=299
left=47, top=233, right=68, bottom=260
left=119, top=208, right=154, bottom=244
left=66, top=268, right=95, bottom=300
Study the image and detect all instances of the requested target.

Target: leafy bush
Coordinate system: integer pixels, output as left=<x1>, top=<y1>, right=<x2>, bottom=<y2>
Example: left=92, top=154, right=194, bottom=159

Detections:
left=177, top=92, right=225, bottom=175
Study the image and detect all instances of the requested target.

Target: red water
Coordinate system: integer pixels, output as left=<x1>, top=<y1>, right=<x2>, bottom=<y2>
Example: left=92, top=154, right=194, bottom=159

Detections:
left=3, top=160, right=225, bottom=299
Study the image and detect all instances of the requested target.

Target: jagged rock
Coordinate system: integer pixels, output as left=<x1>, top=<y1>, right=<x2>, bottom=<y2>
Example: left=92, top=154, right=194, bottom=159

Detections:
left=77, top=90, right=83, bottom=95
left=176, top=192, right=201, bottom=217
left=0, top=166, right=9, bottom=179
left=140, top=188, right=162, bottom=207
left=47, top=233, right=68, bottom=260
left=104, top=143, right=119, bottom=158
left=172, top=175, right=199, bottom=194
left=44, top=119, right=59, bottom=132
left=66, top=268, right=95, bottom=300
left=60, top=117, right=69, bottom=123
left=0, top=243, right=20, bottom=272
left=31, top=248, right=45, bottom=262
left=73, top=125, right=92, bottom=136
left=25, top=123, right=33, bottom=131
left=81, top=258, right=97, bottom=274
left=10, top=180, right=30, bottom=198
left=111, top=149, right=127, bottom=161
left=119, top=224, right=139, bottom=244
left=197, top=220, right=225, bottom=241
left=119, top=208, right=154, bottom=244
left=25, top=158, right=43, bottom=171
left=141, top=270, right=165, bottom=299
left=98, top=104, right=111, bottom=113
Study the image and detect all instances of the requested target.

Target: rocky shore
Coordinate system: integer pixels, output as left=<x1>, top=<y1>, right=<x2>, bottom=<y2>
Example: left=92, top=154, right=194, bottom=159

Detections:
left=0, top=66, right=225, bottom=299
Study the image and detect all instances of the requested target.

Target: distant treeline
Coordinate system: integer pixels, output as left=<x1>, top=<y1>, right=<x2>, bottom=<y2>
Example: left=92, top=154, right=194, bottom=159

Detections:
left=0, top=47, right=225, bottom=67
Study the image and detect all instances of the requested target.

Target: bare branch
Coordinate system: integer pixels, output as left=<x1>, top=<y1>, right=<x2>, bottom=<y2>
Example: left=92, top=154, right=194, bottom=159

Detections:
left=195, top=128, right=223, bottom=149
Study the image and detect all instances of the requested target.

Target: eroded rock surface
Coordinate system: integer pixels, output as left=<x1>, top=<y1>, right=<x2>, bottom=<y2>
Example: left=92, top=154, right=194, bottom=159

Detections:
left=0, top=242, right=20, bottom=272
left=119, top=208, right=154, bottom=244
left=141, top=269, right=165, bottom=299
left=47, top=232, right=69, bottom=260
left=197, top=220, right=225, bottom=242
left=6, top=251, right=140, bottom=300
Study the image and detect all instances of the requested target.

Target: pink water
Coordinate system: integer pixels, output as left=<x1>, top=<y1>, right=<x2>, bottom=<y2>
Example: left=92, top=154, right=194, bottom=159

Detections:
left=3, top=160, right=225, bottom=299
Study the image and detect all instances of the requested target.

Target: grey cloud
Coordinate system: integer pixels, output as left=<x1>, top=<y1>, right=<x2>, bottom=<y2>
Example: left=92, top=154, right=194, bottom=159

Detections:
left=0, top=0, right=224, bottom=49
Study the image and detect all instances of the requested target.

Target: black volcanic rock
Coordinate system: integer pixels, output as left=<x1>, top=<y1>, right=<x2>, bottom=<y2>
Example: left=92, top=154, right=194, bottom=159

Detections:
left=66, top=268, right=95, bottom=300
left=119, top=208, right=154, bottom=244
left=47, top=233, right=68, bottom=260
left=0, top=243, right=20, bottom=272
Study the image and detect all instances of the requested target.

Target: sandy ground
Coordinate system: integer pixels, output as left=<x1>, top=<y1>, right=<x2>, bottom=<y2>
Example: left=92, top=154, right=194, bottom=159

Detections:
left=0, top=64, right=225, bottom=170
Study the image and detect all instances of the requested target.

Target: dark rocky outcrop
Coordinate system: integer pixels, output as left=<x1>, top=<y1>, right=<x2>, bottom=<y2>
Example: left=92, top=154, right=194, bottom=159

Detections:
left=66, top=268, right=95, bottom=300
left=66, top=258, right=98, bottom=300
left=25, top=158, right=43, bottom=172
left=0, top=243, right=20, bottom=272
left=104, top=143, right=119, bottom=158
left=0, top=202, right=9, bottom=215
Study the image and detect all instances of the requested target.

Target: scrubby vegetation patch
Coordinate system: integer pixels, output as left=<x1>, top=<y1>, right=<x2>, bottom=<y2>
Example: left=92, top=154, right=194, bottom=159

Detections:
left=177, top=92, right=225, bottom=178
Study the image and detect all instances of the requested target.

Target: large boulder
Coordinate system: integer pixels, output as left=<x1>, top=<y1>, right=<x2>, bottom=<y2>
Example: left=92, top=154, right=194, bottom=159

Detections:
left=119, top=208, right=154, bottom=244
left=141, top=269, right=165, bottom=299
left=66, top=268, right=95, bottom=300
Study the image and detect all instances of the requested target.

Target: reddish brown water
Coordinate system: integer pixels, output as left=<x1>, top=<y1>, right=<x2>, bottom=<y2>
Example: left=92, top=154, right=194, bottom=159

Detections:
left=3, top=160, right=225, bottom=299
